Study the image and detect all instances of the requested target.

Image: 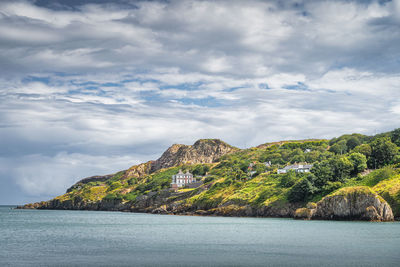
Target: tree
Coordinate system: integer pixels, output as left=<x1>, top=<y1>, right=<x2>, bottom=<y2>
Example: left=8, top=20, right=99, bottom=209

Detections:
left=391, top=128, right=400, bottom=146
left=348, top=152, right=367, bottom=175
left=352, top=144, right=372, bottom=158
left=279, top=170, right=297, bottom=188
left=392, top=155, right=400, bottom=165
left=305, top=150, right=320, bottom=163
left=287, top=175, right=317, bottom=202
left=346, top=136, right=361, bottom=150
left=267, top=153, right=284, bottom=164
left=330, top=156, right=353, bottom=181
left=311, top=160, right=334, bottom=188
left=368, top=137, right=398, bottom=168
left=329, top=140, right=347, bottom=155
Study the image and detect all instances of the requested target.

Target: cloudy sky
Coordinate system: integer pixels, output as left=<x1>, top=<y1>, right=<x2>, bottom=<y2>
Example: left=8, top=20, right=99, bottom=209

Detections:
left=0, top=0, right=399, bottom=204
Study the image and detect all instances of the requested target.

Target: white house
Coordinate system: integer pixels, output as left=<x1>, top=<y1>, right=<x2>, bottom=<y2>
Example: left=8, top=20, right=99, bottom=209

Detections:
left=277, top=163, right=313, bottom=174
left=171, top=169, right=196, bottom=189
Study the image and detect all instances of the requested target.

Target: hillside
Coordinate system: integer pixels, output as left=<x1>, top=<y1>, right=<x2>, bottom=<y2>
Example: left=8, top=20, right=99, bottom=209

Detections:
left=20, top=131, right=400, bottom=221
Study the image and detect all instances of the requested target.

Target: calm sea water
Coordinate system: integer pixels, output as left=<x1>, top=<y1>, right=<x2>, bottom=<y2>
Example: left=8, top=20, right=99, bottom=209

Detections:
left=0, top=206, right=399, bottom=266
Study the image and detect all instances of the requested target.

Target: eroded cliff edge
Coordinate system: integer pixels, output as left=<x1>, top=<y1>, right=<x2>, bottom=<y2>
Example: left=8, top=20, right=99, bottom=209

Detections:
left=295, top=187, right=394, bottom=221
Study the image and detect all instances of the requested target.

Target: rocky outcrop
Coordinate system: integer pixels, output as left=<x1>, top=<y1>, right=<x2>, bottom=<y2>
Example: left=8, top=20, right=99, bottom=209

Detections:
left=151, top=139, right=237, bottom=172
left=62, top=139, right=236, bottom=194
left=294, top=203, right=317, bottom=220
left=295, top=187, right=394, bottom=221
left=123, top=139, right=237, bottom=180
left=123, top=161, right=153, bottom=179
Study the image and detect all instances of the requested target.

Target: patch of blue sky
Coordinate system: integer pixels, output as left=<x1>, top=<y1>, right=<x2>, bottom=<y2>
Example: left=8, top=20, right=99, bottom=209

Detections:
left=223, top=86, right=246, bottom=92
left=121, top=78, right=161, bottom=85
left=159, top=81, right=204, bottom=91
left=68, top=85, right=107, bottom=96
left=138, top=90, right=167, bottom=104
left=258, top=83, right=270, bottom=89
left=101, top=82, right=121, bottom=87
left=53, top=72, right=77, bottom=77
left=139, top=90, right=222, bottom=107
left=179, top=96, right=222, bottom=107
left=22, top=75, right=51, bottom=84
left=282, top=82, right=310, bottom=91
left=70, top=80, right=98, bottom=87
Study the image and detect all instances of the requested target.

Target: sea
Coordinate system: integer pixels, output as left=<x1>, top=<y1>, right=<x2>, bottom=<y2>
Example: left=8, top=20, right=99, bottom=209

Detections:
left=0, top=205, right=399, bottom=266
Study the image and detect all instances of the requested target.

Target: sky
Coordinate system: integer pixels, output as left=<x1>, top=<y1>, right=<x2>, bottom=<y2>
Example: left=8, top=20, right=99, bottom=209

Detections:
left=0, top=0, right=400, bottom=204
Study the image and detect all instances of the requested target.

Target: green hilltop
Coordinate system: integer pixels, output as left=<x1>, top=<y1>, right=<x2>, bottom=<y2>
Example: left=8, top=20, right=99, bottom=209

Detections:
left=22, top=130, right=400, bottom=221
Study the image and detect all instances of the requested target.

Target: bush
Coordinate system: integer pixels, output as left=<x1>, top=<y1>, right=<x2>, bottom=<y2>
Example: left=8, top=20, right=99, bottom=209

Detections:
left=352, top=144, right=372, bottom=157
left=288, top=176, right=317, bottom=203
left=368, top=137, right=398, bottom=168
left=348, top=152, right=367, bottom=175
left=330, top=156, right=353, bottom=182
left=123, top=192, right=138, bottom=202
left=108, top=181, right=122, bottom=191
left=279, top=171, right=297, bottom=188
left=321, top=181, right=342, bottom=195
left=329, top=140, right=347, bottom=155
left=128, top=178, right=137, bottom=185
left=204, top=175, right=216, bottom=183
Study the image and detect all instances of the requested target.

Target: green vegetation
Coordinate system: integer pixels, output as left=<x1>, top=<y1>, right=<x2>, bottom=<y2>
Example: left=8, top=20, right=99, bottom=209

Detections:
left=46, top=128, right=400, bottom=218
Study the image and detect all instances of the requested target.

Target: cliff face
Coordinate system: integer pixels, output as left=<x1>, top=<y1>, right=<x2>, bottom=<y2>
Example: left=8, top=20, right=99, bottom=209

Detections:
left=295, top=187, right=394, bottom=221
left=123, top=139, right=237, bottom=180
left=124, top=161, right=153, bottom=179
left=151, top=139, right=237, bottom=172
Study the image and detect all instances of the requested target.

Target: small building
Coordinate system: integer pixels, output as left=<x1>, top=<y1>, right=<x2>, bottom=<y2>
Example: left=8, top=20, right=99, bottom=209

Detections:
left=264, top=161, right=272, bottom=167
left=277, top=163, right=313, bottom=174
left=171, top=169, right=196, bottom=190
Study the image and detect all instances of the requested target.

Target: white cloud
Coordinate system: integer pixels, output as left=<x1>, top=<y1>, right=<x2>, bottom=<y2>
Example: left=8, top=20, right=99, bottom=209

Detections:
left=0, top=0, right=400, bottom=203
left=0, top=152, right=137, bottom=197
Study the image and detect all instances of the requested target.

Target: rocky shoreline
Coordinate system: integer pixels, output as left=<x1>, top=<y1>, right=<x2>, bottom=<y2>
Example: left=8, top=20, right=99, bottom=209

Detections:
left=18, top=186, right=396, bottom=221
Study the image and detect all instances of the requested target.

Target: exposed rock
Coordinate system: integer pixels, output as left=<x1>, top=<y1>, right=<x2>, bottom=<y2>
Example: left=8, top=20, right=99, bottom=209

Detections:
left=123, top=139, right=236, bottom=180
left=151, top=139, right=237, bottom=172
left=311, top=186, right=394, bottom=221
left=123, top=161, right=153, bottom=179
left=294, top=207, right=315, bottom=220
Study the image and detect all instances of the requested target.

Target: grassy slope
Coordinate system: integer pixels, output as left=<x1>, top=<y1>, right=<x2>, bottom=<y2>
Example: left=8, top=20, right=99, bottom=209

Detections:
left=49, top=138, right=400, bottom=217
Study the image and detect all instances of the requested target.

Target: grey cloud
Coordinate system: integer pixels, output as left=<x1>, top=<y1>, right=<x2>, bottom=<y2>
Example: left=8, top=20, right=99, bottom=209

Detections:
left=1, top=0, right=398, bottom=77
left=1, top=0, right=400, bottom=203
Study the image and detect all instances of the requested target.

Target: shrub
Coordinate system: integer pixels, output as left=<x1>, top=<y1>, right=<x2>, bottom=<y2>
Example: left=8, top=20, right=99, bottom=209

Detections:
left=108, top=181, right=122, bottom=191
left=103, top=193, right=123, bottom=201
left=288, top=176, right=317, bottom=203
left=123, top=192, right=138, bottom=202
left=368, top=137, right=398, bottom=168
left=348, top=152, right=367, bottom=175
left=279, top=171, right=297, bottom=188
left=321, top=181, right=343, bottom=195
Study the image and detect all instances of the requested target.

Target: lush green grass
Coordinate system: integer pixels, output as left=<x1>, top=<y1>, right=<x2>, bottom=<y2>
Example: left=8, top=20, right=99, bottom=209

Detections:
left=46, top=135, right=400, bottom=218
left=373, top=175, right=400, bottom=217
left=344, top=167, right=398, bottom=187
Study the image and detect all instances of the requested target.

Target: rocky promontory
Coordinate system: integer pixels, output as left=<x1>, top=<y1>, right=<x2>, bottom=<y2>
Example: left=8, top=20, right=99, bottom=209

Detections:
left=17, top=134, right=400, bottom=222
left=295, top=186, right=394, bottom=221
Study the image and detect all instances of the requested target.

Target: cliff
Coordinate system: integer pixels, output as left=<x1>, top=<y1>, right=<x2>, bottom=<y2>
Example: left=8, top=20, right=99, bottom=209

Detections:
left=150, top=139, right=238, bottom=172
left=295, top=187, right=394, bottom=221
